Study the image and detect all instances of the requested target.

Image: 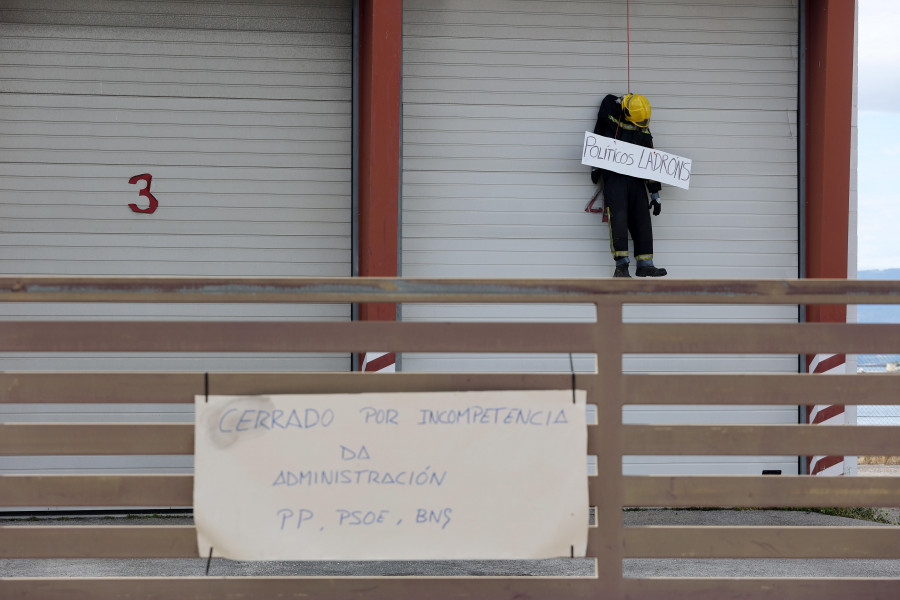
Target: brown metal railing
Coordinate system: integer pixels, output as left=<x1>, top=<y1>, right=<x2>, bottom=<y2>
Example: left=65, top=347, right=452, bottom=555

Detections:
left=2, top=276, right=900, bottom=599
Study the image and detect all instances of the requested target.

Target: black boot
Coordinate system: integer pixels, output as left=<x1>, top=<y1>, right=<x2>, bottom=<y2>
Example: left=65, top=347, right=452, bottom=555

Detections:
left=613, top=265, right=631, bottom=278
left=636, top=265, right=667, bottom=277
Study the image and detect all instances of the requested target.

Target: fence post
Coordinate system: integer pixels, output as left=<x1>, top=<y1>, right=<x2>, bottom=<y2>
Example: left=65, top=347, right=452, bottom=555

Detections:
left=589, top=298, right=625, bottom=595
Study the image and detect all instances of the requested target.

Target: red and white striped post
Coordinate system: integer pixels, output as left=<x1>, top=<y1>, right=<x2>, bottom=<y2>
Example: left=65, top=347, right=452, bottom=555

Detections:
left=806, top=353, right=846, bottom=476
left=360, top=352, right=396, bottom=373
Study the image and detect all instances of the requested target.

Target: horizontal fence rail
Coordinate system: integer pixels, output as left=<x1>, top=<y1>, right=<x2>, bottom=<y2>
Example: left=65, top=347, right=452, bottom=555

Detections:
left=7, top=473, right=900, bottom=510
left=1, top=276, right=899, bottom=600
left=623, top=475, right=900, bottom=508
left=4, top=579, right=900, bottom=600
left=0, top=321, right=598, bottom=353
left=7, top=525, right=900, bottom=561
left=624, top=373, right=900, bottom=404
left=3, top=276, right=900, bottom=304
left=623, top=322, right=900, bottom=354
left=7, top=423, right=900, bottom=458
left=3, top=371, right=899, bottom=404
left=623, top=424, right=900, bottom=456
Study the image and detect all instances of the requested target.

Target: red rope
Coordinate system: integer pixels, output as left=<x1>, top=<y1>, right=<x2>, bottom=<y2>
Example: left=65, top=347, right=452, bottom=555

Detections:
left=626, top=0, right=631, bottom=93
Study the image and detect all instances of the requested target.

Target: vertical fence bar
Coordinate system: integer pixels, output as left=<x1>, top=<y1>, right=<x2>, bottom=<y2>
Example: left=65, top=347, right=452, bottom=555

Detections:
left=588, top=298, right=625, bottom=593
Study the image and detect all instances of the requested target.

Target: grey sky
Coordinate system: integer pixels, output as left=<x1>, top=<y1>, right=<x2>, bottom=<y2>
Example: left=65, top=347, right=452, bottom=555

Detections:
left=857, top=0, right=900, bottom=270
left=858, top=0, right=900, bottom=113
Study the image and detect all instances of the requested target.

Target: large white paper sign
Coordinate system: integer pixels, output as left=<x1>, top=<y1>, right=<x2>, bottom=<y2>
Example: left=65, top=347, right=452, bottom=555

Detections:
left=195, top=390, right=588, bottom=561
left=581, top=131, right=693, bottom=189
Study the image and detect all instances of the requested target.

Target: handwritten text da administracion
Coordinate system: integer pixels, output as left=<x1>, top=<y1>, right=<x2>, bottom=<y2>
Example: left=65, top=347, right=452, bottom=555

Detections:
left=581, top=131, right=693, bottom=190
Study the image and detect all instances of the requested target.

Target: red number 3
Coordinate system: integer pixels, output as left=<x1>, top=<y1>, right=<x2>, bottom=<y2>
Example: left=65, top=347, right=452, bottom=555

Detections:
left=128, top=173, right=159, bottom=214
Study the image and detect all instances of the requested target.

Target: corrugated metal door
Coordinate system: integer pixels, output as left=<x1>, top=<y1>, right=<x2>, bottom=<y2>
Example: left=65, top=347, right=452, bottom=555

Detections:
left=401, top=0, right=800, bottom=475
left=0, top=0, right=351, bottom=478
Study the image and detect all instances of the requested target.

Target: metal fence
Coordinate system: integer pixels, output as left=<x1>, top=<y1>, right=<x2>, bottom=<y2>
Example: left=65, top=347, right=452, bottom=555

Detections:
left=858, top=405, right=900, bottom=426
left=2, top=276, right=900, bottom=600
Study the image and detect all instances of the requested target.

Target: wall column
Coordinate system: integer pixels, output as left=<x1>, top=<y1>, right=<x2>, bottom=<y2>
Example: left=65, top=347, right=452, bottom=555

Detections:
left=356, top=0, right=402, bottom=370
left=804, top=0, right=856, bottom=475
left=805, top=0, right=854, bottom=300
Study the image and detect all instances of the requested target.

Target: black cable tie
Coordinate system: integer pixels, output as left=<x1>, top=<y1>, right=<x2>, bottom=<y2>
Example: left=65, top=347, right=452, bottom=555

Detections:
left=569, top=353, right=576, bottom=404
left=205, top=372, right=209, bottom=403
left=205, top=546, right=213, bottom=575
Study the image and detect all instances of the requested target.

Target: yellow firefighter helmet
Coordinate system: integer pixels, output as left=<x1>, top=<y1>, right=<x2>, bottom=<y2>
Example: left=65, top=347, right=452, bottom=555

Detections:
left=622, top=93, right=651, bottom=127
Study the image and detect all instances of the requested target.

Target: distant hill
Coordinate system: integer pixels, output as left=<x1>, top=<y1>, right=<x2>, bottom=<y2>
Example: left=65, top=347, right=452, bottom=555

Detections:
left=857, top=269, right=900, bottom=324
left=859, top=268, right=900, bottom=280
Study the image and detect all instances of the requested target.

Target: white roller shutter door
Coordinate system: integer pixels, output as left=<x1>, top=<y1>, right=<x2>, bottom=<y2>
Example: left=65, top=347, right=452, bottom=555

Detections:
left=402, top=0, right=800, bottom=475
left=0, top=0, right=351, bottom=477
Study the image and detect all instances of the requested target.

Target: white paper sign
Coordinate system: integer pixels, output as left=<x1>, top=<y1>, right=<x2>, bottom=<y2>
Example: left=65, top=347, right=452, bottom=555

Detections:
left=194, top=390, right=588, bottom=561
left=581, top=131, right=693, bottom=189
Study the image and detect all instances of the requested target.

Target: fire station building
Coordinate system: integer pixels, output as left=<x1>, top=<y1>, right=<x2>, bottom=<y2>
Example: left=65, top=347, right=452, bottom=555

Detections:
left=0, top=1, right=856, bottom=477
